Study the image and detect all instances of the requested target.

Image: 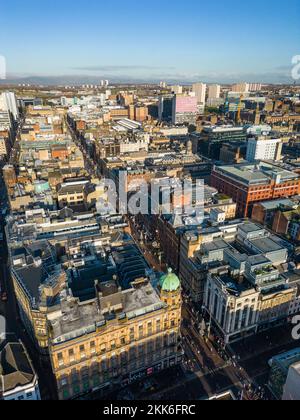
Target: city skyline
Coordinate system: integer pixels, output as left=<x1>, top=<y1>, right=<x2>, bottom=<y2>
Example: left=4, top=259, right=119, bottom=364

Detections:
left=1, top=0, right=299, bottom=84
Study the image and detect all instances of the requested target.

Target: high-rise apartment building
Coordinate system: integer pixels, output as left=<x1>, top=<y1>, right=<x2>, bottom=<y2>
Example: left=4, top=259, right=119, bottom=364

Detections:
left=232, top=83, right=249, bottom=94
left=192, top=83, right=207, bottom=105
left=248, top=83, right=262, bottom=92
left=208, top=84, right=221, bottom=100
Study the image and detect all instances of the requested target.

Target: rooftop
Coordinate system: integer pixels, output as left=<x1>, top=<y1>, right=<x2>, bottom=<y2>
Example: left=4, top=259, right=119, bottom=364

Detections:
left=201, top=239, right=229, bottom=254
left=50, top=281, right=164, bottom=344
left=250, top=237, right=283, bottom=254
left=247, top=255, right=271, bottom=266
left=215, top=162, right=299, bottom=186
left=0, top=336, right=36, bottom=394
left=217, top=272, right=255, bottom=296
left=239, top=222, right=264, bottom=234
left=259, top=198, right=297, bottom=211
left=160, top=268, right=180, bottom=292
left=112, top=244, right=150, bottom=289
left=271, top=348, right=300, bottom=372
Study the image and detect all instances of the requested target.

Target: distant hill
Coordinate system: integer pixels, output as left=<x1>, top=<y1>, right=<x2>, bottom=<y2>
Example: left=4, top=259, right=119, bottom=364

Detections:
left=0, top=73, right=297, bottom=86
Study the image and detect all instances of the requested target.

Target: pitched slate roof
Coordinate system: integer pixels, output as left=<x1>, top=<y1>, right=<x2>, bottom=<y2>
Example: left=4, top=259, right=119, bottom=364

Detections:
left=0, top=336, right=35, bottom=394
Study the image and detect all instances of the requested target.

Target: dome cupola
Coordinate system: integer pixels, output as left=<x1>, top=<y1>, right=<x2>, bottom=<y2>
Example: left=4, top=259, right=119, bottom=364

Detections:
left=160, top=268, right=181, bottom=292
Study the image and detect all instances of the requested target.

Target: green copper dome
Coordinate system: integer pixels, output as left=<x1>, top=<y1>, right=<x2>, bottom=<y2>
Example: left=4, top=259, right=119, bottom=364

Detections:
left=160, top=268, right=181, bottom=292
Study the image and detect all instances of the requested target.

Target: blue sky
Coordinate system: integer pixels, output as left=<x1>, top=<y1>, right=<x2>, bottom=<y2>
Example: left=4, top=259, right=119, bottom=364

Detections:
left=1, top=0, right=299, bottom=83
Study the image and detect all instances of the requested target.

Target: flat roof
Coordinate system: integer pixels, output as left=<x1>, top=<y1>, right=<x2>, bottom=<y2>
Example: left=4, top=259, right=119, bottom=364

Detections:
left=58, top=184, right=85, bottom=194
left=50, top=282, right=164, bottom=343
left=218, top=273, right=254, bottom=295
left=239, top=222, right=264, bottom=233
left=224, top=246, right=248, bottom=263
left=272, top=348, right=300, bottom=371
left=215, top=162, right=299, bottom=186
left=250, top=237, right=283, bottom=253
left=260, top=198, right=296, bottom=210
left=202, top=239, right=229, bottom=253
left=247, top=255, right=271, bottom=266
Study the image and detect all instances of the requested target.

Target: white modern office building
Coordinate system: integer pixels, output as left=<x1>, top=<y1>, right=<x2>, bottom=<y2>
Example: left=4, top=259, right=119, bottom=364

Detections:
left=246, top=136, right=282, bottom=162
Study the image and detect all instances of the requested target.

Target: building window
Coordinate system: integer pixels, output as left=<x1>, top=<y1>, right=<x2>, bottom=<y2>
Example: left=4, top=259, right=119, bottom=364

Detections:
left=129, top=347, right=136, bottom=361
left=101, top=359, right=107, bottom=372
left=79, top=345, right=86, bottom=359
left=111, top=355, right=118, bottom=369
left=58, top=352, right=64, bottom=367
left=121, top=351, right=127, bottom=365
left=69, top=349, right=75, bottom=362
left=138, top=344, right=144, bottom=360
left=90, top=341, right=96, bottom=354
left=139, top=325, right=144, bottom=339
left=129, top=328, right=135, bottom=342
left=156, top=320, right=161, bottom=333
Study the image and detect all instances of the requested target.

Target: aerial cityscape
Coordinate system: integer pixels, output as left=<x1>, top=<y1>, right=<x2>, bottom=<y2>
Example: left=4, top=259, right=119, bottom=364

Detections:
left=1, top=0, right=300, bottom=407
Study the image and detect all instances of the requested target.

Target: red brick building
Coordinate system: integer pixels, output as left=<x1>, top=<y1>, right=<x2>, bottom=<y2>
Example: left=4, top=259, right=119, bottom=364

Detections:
left=51, top=146, right=70, bottom=160
left=211, top=163, right=300, bottom=218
